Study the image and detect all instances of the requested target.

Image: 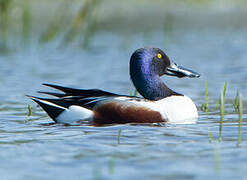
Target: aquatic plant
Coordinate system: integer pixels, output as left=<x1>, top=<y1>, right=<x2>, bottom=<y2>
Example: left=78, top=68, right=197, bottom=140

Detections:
left=0, top=0, right=102, bottom=52
left=22, top=0, right=31, bottom=45
left=215, top=99, right=219, bottom=110
left=129, top=89, right=138, bottom=96
left=25, top=104, right=32, bottom=122
left=0, top=0, right=12, bottom=52
left=208, top=129, right=213, bottom=143
left=218, top=92, right=224, bottom=142
left=118, top=129, right=122, bottom=144
left=81, top=8, right=99, bottom=48
left=39, top=2, right=69, bottom=43
left=201, top=80, right=209, bottom=112
left=62, top=0, right=101, bottom=46
left=233, top=90, right=239, bottom=113
left=27, top=104, right=32, bottom=116
left=222, top=81, right=227, bottom=100
left=218, top=82, right=227, bottom=142
left=237, top=93, right=243, bottom=145
left=109, top=158, right=115, bottom=174
left=204, top=81, right=244, bottom=144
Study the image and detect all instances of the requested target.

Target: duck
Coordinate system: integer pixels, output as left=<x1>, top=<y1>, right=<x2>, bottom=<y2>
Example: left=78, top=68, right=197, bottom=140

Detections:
left=28, top=47, right=200, bottom=125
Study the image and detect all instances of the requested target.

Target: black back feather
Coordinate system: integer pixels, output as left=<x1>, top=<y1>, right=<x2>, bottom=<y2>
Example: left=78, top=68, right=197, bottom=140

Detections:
left=42, top=83, right=118, bottom=97
left=32, top=83, right=140, bottom=110
left=35, top=83, right=125, bottom=110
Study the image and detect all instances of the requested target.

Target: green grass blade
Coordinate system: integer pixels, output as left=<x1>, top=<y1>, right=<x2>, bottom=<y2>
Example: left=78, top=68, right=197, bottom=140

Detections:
left=215, top=99, right=219, bottom=110
left=134, top=89, right=138, bottom=96
left=233, top=90, right=239, bottom=113
left=118, top=129, right=122, bottom=144
left=208, top=129, right=213, bottom=143
left=25, top=104, right=32, bottom=123
left=204, top=80, right=209, bottom=112
left=27, top=104, right=32, bottom=117
left=22, top=0, right=31, bottom=45
left=218, top=93, right=224, bottom=142
left=109, top=158, right=115, bottom=174
left=223, top=81, right=227, bottom=100
left=0, top=0, right=12, bottom=52
left=129, top=89, right=138, bottom=96
left=200, top=104, right=205, bottom=111
left=218, top=82, right=227, bottom=142
left=222, top=81, right=227, bottom=106
left=129, top=90, right=132, bottom=96
left=238, top=93, right=243, bottom=145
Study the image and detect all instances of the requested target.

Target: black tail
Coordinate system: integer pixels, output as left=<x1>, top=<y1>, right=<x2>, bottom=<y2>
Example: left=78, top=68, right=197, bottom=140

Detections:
left=27, top=96, right=66, bottom=122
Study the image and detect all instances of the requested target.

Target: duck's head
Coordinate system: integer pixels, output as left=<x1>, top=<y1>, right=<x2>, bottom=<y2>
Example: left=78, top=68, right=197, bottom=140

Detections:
left=129, top=47, right=200, bottom=100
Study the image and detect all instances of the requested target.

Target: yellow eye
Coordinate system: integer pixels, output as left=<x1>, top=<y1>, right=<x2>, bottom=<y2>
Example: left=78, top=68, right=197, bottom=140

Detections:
left=157, top=53, right=162, bottom=59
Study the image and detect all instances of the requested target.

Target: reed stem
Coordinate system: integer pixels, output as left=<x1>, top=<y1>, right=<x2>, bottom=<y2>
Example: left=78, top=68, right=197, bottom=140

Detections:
left=238, top=93, right=243, bottom=145
left=218, top=92, right=224, bottom=142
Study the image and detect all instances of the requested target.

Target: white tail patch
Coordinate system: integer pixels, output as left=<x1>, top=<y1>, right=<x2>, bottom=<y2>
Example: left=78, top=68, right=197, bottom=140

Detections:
left=56, top=105, right=93, bottom=124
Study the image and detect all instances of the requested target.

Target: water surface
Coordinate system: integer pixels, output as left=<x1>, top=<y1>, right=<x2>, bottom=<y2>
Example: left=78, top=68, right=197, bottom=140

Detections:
left=0, top=2, right=247, bottom=179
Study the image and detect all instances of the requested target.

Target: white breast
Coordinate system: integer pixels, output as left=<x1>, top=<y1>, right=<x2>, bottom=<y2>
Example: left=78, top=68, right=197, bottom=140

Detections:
left=155, top=95, right=198, bottom=124
left=114, top=96, right=198, bottom=124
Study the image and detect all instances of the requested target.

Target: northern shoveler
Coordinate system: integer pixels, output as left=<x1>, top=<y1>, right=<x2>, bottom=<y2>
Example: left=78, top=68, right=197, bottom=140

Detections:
left=28, top=47, right=200, bottom=125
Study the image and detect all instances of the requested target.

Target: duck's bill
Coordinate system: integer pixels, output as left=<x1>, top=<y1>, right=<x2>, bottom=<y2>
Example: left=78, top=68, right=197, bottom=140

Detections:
left=165, top=62, right=200, bottom=78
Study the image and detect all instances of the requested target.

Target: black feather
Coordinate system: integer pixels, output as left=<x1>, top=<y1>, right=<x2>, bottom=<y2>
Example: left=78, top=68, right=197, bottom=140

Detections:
left=42, top=83, right=118, bottom=97
left=29, top=84, right=140, bottom=117
left=26, top=96, right=66, bottom=121
left=37, top=91, right=66, bottom=98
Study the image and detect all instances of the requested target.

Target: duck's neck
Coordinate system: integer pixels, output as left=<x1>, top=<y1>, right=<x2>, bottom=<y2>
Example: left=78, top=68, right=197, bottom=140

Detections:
left=130, top=63, right=181, bottom=101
